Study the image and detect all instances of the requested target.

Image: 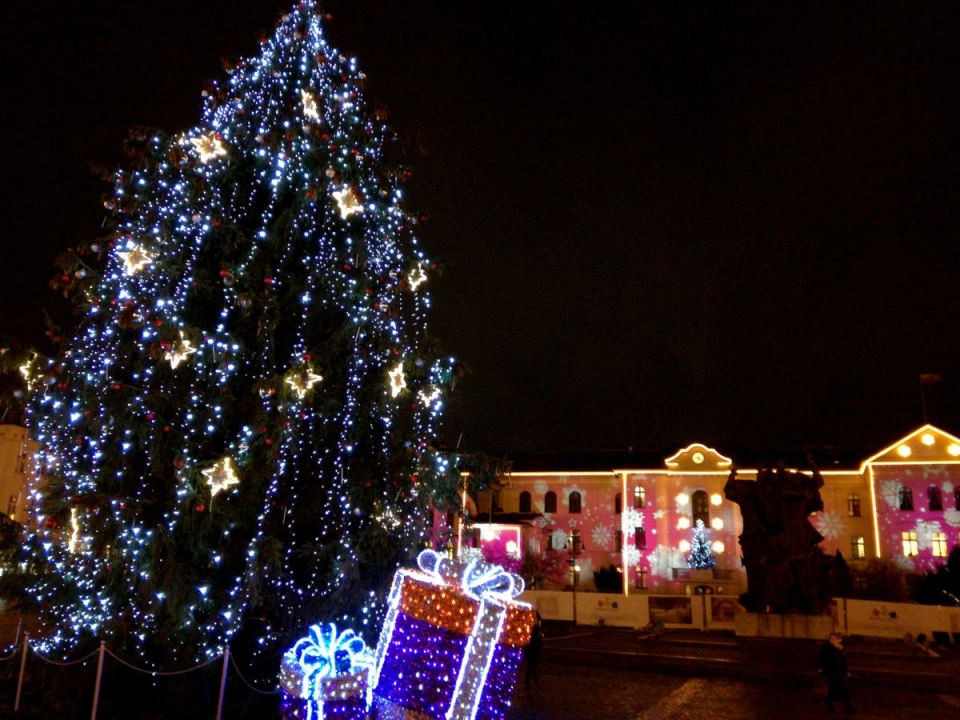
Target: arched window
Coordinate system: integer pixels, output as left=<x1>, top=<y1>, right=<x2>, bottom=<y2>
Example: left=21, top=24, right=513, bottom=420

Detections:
left=928, top=486, right=943, bottom=512
left=615, top=530, right=623, bottom=552
left=633, top=486, right=645, bottom=509
left=692, top=490, right=710, bottom=527
left=615, top=493, right=622, bottom=515
left=544, top=491, right=557, bottom=514
left=569, top=491, right=582, bottom=514
left=899, top=486, right=914, bottom=511
left=847, top=493, right=861, bottom=517
left=519, top=491, right=532, bottom=513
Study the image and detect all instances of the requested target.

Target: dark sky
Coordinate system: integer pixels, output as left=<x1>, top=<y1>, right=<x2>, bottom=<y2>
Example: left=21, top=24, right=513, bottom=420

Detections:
left=3, top=1, right=959, bottom=457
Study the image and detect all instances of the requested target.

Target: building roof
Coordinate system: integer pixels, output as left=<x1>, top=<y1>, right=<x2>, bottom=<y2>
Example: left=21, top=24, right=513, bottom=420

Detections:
left=504, top=444, right=866, bottom=474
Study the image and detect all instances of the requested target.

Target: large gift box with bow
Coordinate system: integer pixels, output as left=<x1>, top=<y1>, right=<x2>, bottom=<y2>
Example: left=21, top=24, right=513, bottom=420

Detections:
left=369, top=549, right=536, bottom=720
left=279, top=623, right=373, bottom=720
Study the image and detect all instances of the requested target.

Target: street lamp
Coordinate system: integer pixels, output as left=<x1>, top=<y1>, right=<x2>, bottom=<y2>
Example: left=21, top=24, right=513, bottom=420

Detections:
left=566, top=530, right=584, bottom=627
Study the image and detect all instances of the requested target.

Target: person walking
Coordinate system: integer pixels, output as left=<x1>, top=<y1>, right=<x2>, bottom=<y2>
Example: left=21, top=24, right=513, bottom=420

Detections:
left=817, top=632, right=855, bottom=714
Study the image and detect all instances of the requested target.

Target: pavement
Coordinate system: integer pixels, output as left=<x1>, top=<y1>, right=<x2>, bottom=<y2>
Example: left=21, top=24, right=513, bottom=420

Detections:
left=538, top=624, right=960, bottom=696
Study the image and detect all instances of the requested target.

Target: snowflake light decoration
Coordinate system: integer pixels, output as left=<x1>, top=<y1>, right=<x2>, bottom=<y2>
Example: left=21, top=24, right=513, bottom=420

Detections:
left=591, top=524, right=613, bottom=550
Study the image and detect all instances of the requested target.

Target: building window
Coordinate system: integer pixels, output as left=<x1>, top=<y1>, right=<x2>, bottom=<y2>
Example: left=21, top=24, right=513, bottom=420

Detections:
left=901, top=531, right=918, bottom=557
left=544, top=491, right=557, bottom=514
left=15, top=450, right=27, bottom=474
left=615, top=530, right=623, bottom=552
left=692, top=490, right=709, bottom=527
left=6, top=495, right=17, bottom=518
left=615, top=493, right=622, bottom=515
left=568, top=491, right=582, bottom=514
left=850, top=536, right=865, bottom=560
left=569, top=529, right=582, bottom=555
left=635, top=527, right=646, bottom=550
left=931, top=532, right=948, bottom=558
left=956, top=488, right=960, bottom=510
left=928, top=486, right=943, bottom=512
left=899, top=486, right=914, bottom=511
left=847, top=494, right=861, bottom=517
left=633, top=486, right=645, bottom=509
left=519, top=491, right=531, bottom=514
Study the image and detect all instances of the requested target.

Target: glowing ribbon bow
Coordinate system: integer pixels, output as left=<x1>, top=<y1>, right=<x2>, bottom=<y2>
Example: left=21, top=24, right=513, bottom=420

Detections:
left=417, top=549, right=525, bottom=599
left=286, top=622, right=372, bottom=700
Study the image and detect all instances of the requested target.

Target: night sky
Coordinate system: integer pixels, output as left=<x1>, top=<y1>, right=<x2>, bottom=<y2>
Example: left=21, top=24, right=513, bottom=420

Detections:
left=3, top=1, right=959, bottom=458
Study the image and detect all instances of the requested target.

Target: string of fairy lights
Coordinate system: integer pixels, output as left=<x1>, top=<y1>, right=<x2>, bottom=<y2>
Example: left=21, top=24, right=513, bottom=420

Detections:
left=27, top=0, right=455, bottom=665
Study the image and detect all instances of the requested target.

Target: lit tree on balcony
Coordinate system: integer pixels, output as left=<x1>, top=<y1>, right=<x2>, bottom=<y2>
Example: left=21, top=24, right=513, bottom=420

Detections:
left=687, top=519, right=716, bottom=569
left=23, top=0, right=464, bottom=670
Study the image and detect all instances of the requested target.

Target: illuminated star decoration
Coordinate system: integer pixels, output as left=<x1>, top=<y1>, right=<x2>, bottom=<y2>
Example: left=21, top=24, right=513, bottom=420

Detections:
left=333, top=187, right=364, bottom=219
left=202, top=457, right=240, bottom=497
left=388, top=363, right=406, bottom=398
left=418, top=386, right=441, bottom=407
left=285, top=367, right=323, bottom=399
left=301, top=89, right=319, bottom=120
left=117, top=245, right=156, bottom=275
left=408, top=263, right=428, bottom=291
left=165, top=332, right=197, bottom=369
left=189, top=132, right=228, bottom=163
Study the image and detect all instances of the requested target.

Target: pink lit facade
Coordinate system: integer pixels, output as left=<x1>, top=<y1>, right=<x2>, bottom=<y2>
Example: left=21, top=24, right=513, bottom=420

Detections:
left=465, top=425, right=960, bottom=594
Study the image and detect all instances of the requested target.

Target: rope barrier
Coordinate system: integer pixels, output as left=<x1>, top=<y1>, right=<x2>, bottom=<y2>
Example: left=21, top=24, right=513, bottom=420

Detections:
left=103, top=645, right=223, bottom=676
left=228, top=653, right=280, bottom=695
left=11, top=635, right=291, bottom=716
left=30, top=645, right=101, bottom=667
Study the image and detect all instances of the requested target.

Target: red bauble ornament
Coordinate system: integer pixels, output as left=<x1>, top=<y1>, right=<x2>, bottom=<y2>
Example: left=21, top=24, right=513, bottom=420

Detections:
left=196, top=504, right=206, bottom=513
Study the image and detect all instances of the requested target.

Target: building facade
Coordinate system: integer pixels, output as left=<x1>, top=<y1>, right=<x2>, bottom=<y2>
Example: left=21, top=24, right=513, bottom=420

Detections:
left=466, top=425, right=960, bottom=595
left=0, top=424, right=39, bottom=524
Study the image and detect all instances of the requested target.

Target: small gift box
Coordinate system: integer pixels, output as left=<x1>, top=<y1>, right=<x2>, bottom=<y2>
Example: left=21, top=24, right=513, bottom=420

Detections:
left=280, top=622, right=373, bottom=720
left=369, top=550, right=536, bottom=720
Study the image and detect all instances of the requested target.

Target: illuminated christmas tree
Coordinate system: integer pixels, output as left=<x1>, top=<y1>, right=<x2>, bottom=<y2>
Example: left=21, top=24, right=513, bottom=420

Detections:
left=687, top=519, right=716, bottom=569
left=24, top=1, right=462, bottom=670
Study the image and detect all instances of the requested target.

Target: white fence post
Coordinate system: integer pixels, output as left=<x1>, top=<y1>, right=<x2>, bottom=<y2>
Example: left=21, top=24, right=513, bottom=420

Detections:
left=14, top=631, right=29, bottom=711
left=215, top=645, right=230, bottom=720
left=91, top=640, right=106, bottom=720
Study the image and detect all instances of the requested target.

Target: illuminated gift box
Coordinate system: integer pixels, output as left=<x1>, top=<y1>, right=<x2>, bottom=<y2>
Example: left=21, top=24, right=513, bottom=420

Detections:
left=279, top=622, right=373, bottom=720
left=369, top=549, right=536, bottom=720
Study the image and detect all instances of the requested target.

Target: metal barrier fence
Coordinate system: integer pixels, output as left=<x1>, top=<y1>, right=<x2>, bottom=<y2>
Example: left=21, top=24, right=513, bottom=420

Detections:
left=0, top=627, right=279, bottom=719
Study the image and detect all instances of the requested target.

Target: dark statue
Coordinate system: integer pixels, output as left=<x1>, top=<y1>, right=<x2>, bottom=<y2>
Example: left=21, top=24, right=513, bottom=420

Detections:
left=724, top=459, right=842, bottom=614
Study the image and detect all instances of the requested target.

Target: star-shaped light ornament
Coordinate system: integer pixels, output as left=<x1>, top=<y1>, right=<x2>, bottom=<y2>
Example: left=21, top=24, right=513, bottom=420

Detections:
left=203, top=457, right=240, bottom=497
left=418, top=386, right=441, bottom=407
left=408, top=263, right=428, bottom=291
left=190, top=132, right=228, bottom=163
left=165, top=332, right=197, bottom=369
left=333, top=187, right=364, bottom=220
left=118, top=245, right=156, bottom=275
left=285, top=367, right=323, bottom=399
left=301, top=89, right=320, bottom=120
left=388, top=363, right=406, bottom=398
